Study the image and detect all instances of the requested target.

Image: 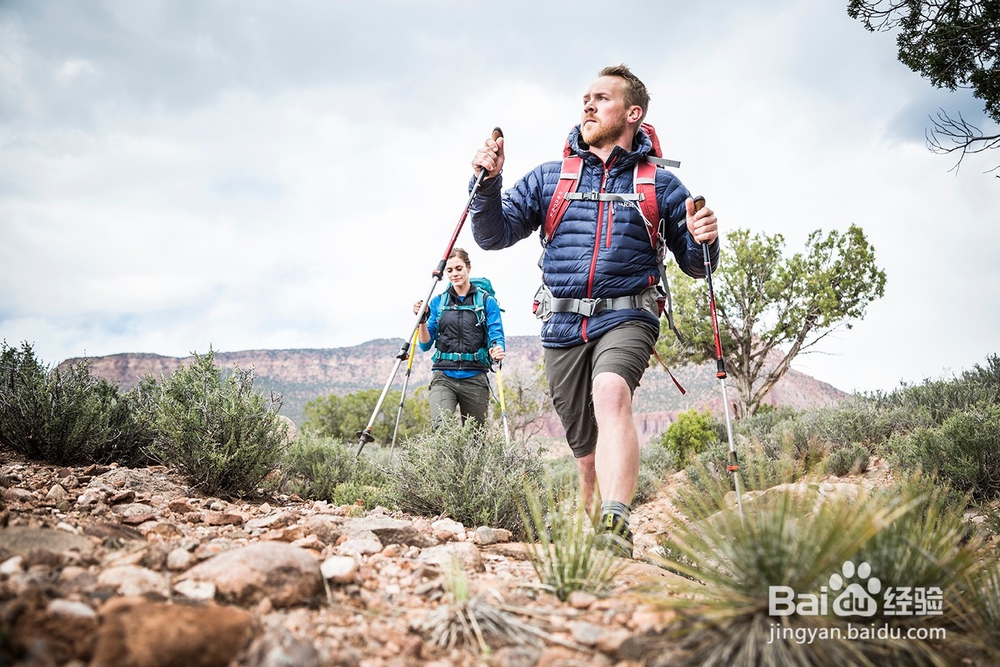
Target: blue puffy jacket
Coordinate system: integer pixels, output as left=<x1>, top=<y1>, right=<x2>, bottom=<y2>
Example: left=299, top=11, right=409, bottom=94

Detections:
left=470, top=125, right=718, bottom=348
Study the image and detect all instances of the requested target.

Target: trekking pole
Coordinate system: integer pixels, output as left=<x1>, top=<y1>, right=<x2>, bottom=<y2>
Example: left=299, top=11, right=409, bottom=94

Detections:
left=388, top=328, right=420, bottom=462
left=356, top=127, right=503, bottom=457
left=694, top=195, right=746, bottom=522
left=496, top=362, right=511, bottom=446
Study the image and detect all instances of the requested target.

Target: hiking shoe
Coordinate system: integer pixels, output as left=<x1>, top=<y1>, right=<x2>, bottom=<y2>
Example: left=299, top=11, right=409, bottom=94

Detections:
left=594, top=512, right=634, bottom=559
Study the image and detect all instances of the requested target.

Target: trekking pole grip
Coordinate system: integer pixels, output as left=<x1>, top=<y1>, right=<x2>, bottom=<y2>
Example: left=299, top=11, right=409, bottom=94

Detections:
left=474, top=127, right=504, bottom=185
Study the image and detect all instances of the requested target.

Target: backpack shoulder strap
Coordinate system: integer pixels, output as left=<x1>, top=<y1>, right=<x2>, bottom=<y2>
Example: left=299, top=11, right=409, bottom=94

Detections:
left=472, top=283, right=486, bottom=312
left=633, top=159, right=660, bottom=252
left=543, top=155, right=583, bottom=245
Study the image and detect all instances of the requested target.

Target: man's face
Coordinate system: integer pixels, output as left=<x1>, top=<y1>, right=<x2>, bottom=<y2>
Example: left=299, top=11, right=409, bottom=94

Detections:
left=580, top=75, right=633, bottom=149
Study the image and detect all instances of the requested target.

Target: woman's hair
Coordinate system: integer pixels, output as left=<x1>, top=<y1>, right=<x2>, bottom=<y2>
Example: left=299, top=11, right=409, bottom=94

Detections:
left=449, top=247, right=471, bottom=267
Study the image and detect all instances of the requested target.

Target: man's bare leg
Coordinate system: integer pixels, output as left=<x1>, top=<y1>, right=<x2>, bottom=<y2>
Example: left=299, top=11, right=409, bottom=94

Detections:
left=591, top=371, right=639, bottom=505
left=576, top=452, right=598, bottom=520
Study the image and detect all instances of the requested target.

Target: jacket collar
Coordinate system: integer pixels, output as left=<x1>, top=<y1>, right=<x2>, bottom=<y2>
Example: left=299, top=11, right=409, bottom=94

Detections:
left=567, top=124, right=653, bottom=171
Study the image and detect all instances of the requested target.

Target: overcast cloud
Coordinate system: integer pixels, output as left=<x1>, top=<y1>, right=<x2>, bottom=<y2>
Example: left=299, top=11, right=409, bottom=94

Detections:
left=1, top=0, right=997, bottom=395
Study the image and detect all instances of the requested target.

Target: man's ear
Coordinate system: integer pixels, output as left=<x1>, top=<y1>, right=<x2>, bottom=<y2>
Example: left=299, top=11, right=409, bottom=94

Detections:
left=627, top=106, right=643, bottom=123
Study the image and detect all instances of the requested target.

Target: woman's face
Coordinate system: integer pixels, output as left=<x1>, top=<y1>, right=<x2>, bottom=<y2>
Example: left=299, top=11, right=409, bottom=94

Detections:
left=445, top=256, right=471, bottom=290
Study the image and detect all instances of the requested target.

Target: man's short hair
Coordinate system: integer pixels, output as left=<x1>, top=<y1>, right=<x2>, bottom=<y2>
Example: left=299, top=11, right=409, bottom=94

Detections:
left=599, top=64, right=649, bottom=124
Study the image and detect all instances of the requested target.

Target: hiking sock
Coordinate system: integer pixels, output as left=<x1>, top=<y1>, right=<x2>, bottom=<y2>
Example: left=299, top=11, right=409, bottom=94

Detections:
left=597, top=501, right=634, bottom=558
left=600, top=501, right=631, bottom=529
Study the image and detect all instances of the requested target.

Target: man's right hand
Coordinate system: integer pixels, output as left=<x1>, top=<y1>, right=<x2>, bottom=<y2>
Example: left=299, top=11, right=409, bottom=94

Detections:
left=472, top=134, right=504, bottom=179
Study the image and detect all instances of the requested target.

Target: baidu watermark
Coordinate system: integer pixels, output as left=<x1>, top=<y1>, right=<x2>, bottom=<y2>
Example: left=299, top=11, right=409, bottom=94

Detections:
left=767, top=560, right=946, bottom=645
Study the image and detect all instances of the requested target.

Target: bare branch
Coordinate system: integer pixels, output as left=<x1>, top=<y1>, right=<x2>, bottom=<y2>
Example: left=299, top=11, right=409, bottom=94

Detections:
left=926, top=108, right=1000, bottom=174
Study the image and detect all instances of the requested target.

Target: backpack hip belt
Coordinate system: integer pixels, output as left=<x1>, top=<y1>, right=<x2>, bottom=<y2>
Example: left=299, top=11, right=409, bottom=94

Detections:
left=532, top=284, right=663, bottom=322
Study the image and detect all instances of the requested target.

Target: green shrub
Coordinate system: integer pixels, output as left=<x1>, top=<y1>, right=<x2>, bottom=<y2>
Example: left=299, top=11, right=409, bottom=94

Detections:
left=824, top=442, right=871, bottom=477
left=302, top=387, right=430, bottom=445
left=388, top=415, right=544, bottom=534
left=280, top=432, right=392, bottom=509
left=538, top=442, right=676, bottom=510
left=148, top=350, right=287, bottom=498
left=660, top=409, right=720, bottom=467
left=0, top=341, right=153, bottom=466
left=894, top=400, right=1000, bottom=500
left=733, top=407, right=828, bottom=473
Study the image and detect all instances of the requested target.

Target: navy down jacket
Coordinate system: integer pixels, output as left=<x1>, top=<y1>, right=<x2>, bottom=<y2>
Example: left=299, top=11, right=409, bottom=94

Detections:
left=470, top=125, right=718, bottom=348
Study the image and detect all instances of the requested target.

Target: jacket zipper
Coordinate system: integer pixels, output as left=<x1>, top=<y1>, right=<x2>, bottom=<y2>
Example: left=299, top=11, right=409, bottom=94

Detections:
left=583, top=159, right=614, bottom=342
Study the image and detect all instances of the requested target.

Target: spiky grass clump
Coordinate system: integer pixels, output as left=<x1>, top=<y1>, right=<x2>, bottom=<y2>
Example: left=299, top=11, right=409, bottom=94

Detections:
left=958, top=561, right=1000, bottom=663
left=641, top=460, right=998, bottom=667
left=418, top=559, right=542, bottom=655
left=651, top=479, right=901, bottom=665
left=520, top=476, right=625, bottom=602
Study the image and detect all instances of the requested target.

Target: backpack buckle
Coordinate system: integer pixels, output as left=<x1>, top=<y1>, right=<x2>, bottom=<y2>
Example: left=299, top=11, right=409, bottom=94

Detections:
left=575, top=298, right=599, bottom=317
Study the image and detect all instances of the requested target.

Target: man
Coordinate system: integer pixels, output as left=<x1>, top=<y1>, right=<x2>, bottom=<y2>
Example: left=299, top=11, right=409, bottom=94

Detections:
left=469, top=64, right=719, bottom=557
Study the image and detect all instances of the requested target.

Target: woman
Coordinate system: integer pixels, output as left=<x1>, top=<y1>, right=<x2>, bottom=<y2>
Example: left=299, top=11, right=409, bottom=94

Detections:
left=413, top=248, right=505, bottom=426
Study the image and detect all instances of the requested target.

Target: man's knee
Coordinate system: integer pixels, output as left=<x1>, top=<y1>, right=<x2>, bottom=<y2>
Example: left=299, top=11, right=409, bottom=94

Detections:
left=592, top=372, right=632, bottom=413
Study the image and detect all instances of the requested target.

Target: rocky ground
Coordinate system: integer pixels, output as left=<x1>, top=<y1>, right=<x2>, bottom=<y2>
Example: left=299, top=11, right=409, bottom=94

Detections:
left=0, top=451, right=893, bottom=667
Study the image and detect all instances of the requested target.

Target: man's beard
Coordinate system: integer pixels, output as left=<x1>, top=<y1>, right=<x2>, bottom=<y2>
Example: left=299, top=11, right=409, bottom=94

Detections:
left=581, top=115, right=627, bottom=149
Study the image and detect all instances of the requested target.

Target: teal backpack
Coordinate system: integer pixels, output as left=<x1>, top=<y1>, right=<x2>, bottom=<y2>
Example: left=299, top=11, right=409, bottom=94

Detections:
left=431, top=277, right=502, bottom=367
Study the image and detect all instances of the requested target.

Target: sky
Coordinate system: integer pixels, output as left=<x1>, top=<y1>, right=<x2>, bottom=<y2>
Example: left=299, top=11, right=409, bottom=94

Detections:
left=1, top=0, right=997, bottom=396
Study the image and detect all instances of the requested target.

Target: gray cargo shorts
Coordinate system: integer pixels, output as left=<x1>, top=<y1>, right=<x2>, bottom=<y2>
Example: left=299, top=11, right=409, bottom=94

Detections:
left=543, top=321, right=657, bottom=458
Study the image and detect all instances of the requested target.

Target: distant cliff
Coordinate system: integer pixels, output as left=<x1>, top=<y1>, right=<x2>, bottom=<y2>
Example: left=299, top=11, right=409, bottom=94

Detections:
left=62, top=335, right=848, bottom=440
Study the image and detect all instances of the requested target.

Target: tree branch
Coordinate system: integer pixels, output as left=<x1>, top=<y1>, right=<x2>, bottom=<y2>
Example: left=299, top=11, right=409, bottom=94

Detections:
left=926, top=108, right=1000, bottom=175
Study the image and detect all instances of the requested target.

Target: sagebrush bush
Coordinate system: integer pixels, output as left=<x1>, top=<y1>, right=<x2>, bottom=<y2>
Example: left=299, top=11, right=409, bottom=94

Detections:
left=635, top=442, right=678, bottom=505
left=148, top=350, right=287, bottom=498
left=541, top=454, right=578, bottom=499
left=0, top=341, right=153, bottom=466
left=884, top=354, right=1000, bottom=426
left=388, top=415, right=544, bottom=534
left=280, top=432, right=393, bottom=509
left=894, top=400, right=1000, bottom=500
left=824, top=441, right=870, bottom=477
left=685, top=441, right=801, bottom=495
left=819, top=395, right=933, bottom=449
